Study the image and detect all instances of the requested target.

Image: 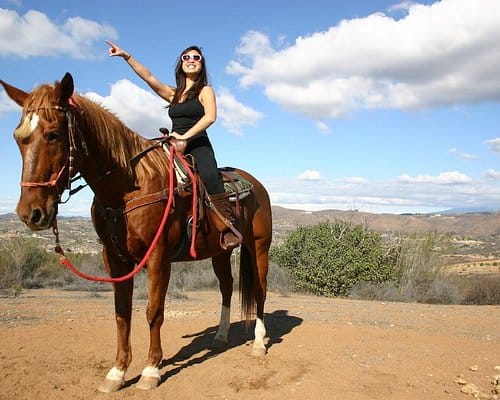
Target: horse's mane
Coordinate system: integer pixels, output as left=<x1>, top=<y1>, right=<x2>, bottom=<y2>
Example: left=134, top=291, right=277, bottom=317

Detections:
left=72, top=94, right=169, bottom=183
left=17, top=83, right=168, bottom=184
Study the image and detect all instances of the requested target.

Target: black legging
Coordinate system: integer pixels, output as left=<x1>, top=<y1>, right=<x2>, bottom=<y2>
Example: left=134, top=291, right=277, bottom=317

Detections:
left=186, top=143, right=224, bottom=195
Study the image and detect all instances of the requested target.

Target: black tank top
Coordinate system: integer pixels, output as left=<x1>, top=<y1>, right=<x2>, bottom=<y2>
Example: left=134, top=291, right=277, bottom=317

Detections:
left=168, top=97, right=210, bottom=148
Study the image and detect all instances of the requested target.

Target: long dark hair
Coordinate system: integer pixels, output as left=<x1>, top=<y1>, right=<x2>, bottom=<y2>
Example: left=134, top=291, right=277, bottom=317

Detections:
left=170, top=45, right=208, bottom=106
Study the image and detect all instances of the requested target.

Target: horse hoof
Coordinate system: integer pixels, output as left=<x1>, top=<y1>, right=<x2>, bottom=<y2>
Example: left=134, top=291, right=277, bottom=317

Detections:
left=98, top=378, right=124, bottom=393
left=210, top=339, right=228, bottom=352
left=136, top=375, right=160, bottom=391
left=251, top=346, right=267, bottom=358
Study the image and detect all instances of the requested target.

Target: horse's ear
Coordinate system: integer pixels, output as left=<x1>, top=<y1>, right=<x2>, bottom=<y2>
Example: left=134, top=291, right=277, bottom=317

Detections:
left=55, top=72, right=74, bottom=105
left=0, top=80, right=28, bottom=107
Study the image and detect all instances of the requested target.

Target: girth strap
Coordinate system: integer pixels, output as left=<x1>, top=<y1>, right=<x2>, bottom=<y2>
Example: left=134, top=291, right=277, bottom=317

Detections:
left=97, top=206, right=134, bottom=266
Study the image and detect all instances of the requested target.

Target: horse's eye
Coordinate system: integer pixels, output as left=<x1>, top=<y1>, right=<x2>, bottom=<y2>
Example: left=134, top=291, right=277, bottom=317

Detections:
left=47, top=131, right=60, bottom=142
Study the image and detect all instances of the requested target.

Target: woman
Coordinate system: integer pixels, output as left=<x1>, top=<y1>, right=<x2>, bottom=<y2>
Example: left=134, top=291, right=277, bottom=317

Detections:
left=106, top=40, right=240, bottom=249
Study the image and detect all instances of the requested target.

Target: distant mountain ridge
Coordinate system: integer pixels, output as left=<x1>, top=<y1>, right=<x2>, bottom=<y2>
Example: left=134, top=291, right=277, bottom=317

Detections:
left=0, top=206, right=500, bottom=243
left=439, top=206, right=498, bottom=214
left=270, top=206, right=499, bottom=239
left=2, top=207, right=499, bottom=236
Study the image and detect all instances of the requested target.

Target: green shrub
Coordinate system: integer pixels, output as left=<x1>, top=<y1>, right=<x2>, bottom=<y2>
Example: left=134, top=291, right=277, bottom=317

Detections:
left=0, top=237, right=58, bottom=292
left=392, top=232, right=453, bottom=303
left=270, top=221, right=396, bottom=296
left=0, top=237, right=108, bottom=294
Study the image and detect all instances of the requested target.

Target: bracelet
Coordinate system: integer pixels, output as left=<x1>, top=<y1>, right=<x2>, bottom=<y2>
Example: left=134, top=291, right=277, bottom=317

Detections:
left=124, top=53, right=131, bottom=61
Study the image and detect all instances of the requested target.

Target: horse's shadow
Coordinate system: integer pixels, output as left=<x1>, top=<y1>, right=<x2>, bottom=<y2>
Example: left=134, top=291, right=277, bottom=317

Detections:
left=124, top=309, right=302, bottom=388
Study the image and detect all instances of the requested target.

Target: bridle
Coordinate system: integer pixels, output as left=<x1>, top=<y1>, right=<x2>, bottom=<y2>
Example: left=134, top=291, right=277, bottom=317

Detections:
left=20, top=102, right=88, bottom=204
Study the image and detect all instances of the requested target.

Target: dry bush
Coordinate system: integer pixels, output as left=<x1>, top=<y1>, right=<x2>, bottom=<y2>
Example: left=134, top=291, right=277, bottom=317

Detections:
left=457, top=274, right=500, bottom=305
left=0, top=237, right=59, bottom=293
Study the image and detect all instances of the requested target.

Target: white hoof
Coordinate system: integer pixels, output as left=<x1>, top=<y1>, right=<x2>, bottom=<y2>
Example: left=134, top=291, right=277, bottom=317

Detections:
left=98, top=367, right=125, bottom=393
left=136, top=366, right=160, bottom=390
left=98, top=379, right=124, bottom=393
left=251, top=345, right=267, bottom=358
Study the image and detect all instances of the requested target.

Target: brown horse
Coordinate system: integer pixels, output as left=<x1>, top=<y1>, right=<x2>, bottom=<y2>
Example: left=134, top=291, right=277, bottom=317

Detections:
left=0, top=72, right=272, bottom=392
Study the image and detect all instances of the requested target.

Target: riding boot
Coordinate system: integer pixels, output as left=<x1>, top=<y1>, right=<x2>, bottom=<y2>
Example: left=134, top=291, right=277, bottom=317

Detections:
left=208, top=192, right=242, bottom=250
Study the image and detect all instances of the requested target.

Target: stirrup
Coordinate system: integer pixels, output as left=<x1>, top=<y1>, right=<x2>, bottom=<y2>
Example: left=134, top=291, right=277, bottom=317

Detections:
left=220, top=229, right=241, bottom=250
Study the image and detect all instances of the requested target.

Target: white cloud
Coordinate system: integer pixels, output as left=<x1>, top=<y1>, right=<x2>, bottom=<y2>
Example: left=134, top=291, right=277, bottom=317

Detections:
left=459, top=153, right=479, bottom=160
left=398, top=171, right=472, bottom=184
left=85, top=79, right=168, bottom=137
left=315, top=120, right=330, bottom=133
left=297, top=170, right=321, bottom=181
left=86, top=82, right=265, bottom=138
left=388, top=1, right=417, bottom=12
left=341, top=177, right=368, bottom=184
left=486, top=169, right=500, bottom=179
left=0, top=9, right=117, bottom=59
left=0, top=197, right=18, bottom=215
left=216, top=87, right=264, bottom=135
left=265, top=173, right=499, bottom=214
left=227, top=0, right=500, bottom=120
left=448, top=148, right=478, bottom=160
left=0, top=89, right=20, bottom=117
left=484, top=137, right=500, bottom=153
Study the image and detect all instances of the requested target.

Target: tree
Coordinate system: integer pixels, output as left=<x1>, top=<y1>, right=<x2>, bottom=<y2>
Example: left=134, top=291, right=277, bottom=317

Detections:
left=271, top=221, right=396, bottom=296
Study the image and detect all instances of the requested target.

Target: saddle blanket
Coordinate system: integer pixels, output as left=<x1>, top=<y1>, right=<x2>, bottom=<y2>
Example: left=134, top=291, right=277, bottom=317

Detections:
left=162, top=143, right=253, bottom=200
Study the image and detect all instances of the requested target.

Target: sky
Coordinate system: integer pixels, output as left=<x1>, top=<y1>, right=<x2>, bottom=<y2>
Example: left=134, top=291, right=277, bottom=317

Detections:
left=0, top=0, right=499, bottom=217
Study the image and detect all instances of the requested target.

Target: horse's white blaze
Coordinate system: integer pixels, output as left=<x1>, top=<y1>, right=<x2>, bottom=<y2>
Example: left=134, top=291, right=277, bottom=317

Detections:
left=19, top=113, right=40, bottom=181
left=254, top=317, right=266, bottom=348
left=29, top=113, right=40, bottom=133
left=105, top=366, right=125, bottom=382
left=141, top=366, right=160, bottom=379
left=214, top=305, right=230, bottom=342
left=23, top=147, right=36, bottom=181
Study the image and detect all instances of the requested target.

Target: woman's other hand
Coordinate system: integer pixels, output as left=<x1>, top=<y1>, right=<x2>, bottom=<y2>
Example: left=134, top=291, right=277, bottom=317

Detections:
left=106, top=40, right=130, bottom=60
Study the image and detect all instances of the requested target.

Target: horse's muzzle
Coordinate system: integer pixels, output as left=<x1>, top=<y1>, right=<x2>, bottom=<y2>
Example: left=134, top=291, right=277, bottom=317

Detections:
left=17, top=202, right=58, bottom=231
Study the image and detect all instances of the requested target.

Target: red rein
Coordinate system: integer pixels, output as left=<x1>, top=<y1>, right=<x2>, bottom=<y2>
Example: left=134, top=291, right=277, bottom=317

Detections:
left=56, top=144, right=198, bottom=283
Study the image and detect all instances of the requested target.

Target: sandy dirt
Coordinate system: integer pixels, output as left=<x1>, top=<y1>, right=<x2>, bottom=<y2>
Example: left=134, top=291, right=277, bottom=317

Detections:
left=0, top=289, right=498, bottom=400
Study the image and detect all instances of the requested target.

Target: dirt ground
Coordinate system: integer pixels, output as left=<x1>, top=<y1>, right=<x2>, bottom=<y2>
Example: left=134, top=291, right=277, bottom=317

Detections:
left=0, top=289, right=498, bottom=400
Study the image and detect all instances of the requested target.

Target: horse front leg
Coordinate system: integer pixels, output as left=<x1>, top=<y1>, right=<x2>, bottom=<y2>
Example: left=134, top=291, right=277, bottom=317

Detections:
left=211, top=252, right=233, bottom=351
left=98, top=254, right=134, bottom=392
left=136, top=256, right=171, bottom=390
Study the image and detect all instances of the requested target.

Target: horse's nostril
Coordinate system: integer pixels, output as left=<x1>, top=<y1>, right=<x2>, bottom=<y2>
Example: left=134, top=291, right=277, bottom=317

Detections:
left=30, top=208, right=43, bottom=225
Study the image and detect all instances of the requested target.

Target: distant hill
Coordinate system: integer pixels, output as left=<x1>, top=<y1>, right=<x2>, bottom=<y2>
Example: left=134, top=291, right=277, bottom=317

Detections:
left=271, top=206, right=499, bottom=237
left=2, top=207, right=498, bottom=254
left=439, top=206, right=498, bottom=214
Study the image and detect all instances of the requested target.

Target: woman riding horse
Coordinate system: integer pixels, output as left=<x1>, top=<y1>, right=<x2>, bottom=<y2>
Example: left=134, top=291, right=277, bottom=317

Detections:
left=0, top=73, right=272, bottom=393
left=106, top=40, right=241, bottom=250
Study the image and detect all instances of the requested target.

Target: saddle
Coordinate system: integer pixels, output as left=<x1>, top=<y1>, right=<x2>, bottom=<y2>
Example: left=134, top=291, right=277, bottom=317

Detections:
left=159, top=138, right=253, bottom=202
left=160, top=139, right=252, bottom=260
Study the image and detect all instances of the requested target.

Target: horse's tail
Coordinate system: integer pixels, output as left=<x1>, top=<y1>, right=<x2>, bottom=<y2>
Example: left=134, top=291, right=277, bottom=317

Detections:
left=239, top=245, right=256, bottom=322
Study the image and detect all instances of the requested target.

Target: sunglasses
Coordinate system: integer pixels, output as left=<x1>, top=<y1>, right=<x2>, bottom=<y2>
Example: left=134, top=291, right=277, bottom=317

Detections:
left=181, top=54, right=202, bottom=62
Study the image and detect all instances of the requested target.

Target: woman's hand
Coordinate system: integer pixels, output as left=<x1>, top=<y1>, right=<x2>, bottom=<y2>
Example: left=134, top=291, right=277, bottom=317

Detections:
left=106, top=40, right=130, bottom=60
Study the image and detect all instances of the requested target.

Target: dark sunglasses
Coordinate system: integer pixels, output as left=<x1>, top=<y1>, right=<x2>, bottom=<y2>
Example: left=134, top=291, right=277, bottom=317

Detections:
left=181, top=54, right=202, bottom=62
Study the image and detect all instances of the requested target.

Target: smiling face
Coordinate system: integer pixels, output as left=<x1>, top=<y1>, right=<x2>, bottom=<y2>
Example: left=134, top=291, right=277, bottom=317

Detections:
left=181, top=50, right=203, bottom=76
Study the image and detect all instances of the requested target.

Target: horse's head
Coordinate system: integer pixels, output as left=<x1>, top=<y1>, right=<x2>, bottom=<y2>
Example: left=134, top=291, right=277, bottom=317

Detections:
left=1, top=73, right=75, bottom=230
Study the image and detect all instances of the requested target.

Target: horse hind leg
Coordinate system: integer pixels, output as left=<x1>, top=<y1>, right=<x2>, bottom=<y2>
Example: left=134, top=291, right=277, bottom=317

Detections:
left=240, top=240, right=269, bottom=358
left=211, top=252, right=233, bottom=351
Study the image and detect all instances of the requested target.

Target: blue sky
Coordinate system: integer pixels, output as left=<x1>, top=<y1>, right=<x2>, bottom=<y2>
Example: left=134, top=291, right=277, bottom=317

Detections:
left=0, top=0, right=499, bottom=216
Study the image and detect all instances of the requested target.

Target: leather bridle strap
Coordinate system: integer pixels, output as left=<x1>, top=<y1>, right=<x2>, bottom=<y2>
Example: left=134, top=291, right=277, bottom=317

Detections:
left=19, top=105, right=79, bottom=203
left=20, top=159, right=68, bottom=188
